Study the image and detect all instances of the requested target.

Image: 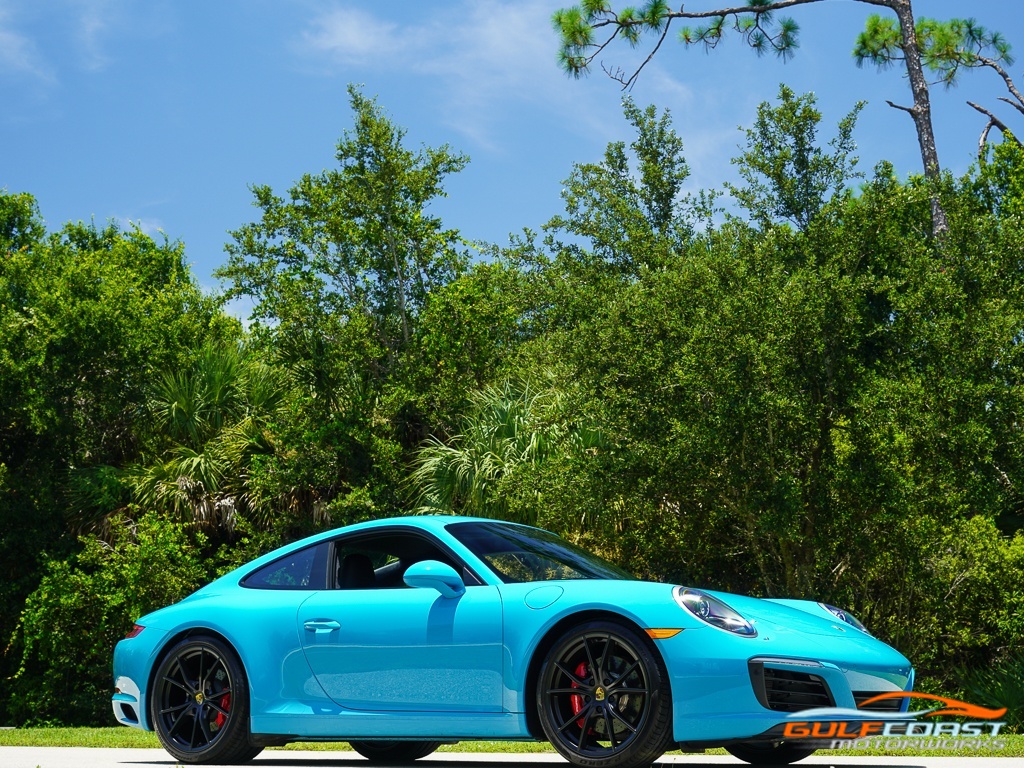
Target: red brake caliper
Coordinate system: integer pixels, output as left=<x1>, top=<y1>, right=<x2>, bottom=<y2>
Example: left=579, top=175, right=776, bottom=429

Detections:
left=213, top=693, right=231, bottom=730
left=570, top=662, right=589, bottom=728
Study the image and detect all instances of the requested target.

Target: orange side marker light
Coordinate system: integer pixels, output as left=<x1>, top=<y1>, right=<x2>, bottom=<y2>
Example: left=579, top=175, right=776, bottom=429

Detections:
left=645, top=628, right=683, bottom=639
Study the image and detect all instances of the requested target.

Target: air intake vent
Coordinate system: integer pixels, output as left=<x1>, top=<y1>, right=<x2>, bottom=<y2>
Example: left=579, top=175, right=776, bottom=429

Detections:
left=749, top=662, right=835, bottom=712
left=854, top=691, right=903, bottom=712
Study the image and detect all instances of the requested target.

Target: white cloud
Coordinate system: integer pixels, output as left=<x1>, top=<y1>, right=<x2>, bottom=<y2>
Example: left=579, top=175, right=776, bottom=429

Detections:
left=0, top=4, right=54, bottom=82
left=295, top=0, right=754, bottom=185
left=0, top=0, right=129, bottom=87
left=297, top=0, right=614, bottom=151
left=74, top=0, right=113, bottom=71
left=301, top=6, right=410, bottom=64
left=643, top=66, right=696, bottom=107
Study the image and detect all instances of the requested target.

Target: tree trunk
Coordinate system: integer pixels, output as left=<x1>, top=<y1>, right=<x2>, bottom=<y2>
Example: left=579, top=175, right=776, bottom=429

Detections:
left=860, top=0, right=947, bottom=234
left=892, top=0, right=947, bottom=234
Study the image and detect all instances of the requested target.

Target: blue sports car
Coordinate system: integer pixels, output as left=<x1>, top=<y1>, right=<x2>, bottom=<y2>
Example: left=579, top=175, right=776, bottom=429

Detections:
left=112, top=516, right=913, bottom=767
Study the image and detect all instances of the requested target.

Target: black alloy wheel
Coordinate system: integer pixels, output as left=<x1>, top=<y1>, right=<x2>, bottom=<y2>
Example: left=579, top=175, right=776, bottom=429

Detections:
left=726, top=741, right=817, bottom=765
left=349, top=740, right=443, bottom=763
left=537, top=620, right=673, bottom=768
left=152, top=635, right=263, bottom=764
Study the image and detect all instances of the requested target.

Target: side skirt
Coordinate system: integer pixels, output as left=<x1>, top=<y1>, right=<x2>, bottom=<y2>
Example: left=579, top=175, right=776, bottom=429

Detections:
left=251, top=712, right=530, bottom=741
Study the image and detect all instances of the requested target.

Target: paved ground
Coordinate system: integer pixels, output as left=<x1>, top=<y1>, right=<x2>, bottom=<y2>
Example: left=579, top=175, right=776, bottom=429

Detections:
left=1, top=749, right=1022, bottom=768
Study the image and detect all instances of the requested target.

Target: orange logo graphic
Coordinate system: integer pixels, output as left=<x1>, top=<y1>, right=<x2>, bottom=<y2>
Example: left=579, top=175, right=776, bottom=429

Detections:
left=857, top=692, right=1007, bottom=720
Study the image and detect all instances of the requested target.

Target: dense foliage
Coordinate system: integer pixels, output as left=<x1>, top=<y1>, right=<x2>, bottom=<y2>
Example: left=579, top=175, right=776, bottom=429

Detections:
left=2, top=85, right=1023, bottom=726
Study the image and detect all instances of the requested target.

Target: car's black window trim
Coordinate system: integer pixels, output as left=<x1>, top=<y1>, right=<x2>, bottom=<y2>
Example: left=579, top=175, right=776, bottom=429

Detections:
left=326, top=526, right=485, bottom=589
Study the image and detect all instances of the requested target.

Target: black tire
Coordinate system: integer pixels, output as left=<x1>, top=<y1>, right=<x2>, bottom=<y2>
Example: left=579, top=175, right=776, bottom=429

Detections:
left=725, top=741, right=817, bottom=765
left=537, top=620, right=673, bottom=768
left=151, top=634, right=263, bottom=764
left=349, top=741, right=442, bottom=763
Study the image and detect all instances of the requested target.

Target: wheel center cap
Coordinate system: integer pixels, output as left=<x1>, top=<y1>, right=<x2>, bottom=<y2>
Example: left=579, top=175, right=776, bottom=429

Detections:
left=194, top=691, right=205, bottom=704
left=595, top=686, right=606, bottom=701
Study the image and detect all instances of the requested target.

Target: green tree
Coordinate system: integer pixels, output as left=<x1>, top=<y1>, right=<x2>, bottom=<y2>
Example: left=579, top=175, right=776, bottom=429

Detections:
left=0, top=195, right=235, bottom=723
left=855, top=15, right=1022, bottom=156
left=410, top=260, right=530, bottom=437
left=547, top=97, right=693, bottom=277
left=532, top=98, right=699, bottom=336
left=217, top=86, right=473, bottom=529
left=219, top=84, right=469, bottom=382
left=0, top=190, right=45, bottom=252
left=727, top=84, right=863, bottom=231
left=505, top=95, right=1024, bottom=687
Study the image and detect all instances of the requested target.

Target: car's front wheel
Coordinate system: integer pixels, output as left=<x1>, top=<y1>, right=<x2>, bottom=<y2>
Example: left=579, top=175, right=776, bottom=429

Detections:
left=151, top=634, right=263, bottom=764
left=537, top=620, right=673, bottom=768
left=348, top=741, right=442, bottom=763
left=726, top=741, right=817, bottom=765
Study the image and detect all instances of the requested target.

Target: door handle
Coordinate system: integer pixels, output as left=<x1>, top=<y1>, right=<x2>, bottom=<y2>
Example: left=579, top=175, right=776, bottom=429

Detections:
left=304, top=619, right=341, bottom=633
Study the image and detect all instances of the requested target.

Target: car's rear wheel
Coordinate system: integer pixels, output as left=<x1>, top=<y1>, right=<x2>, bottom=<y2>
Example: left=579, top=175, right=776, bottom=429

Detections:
left=348, top=741, right=442, bottom=763
left=151, top=634, right=262, bottom=764
left=537, top=620, right=673, bottom=768
left=726, top=741, right=817, bottom=765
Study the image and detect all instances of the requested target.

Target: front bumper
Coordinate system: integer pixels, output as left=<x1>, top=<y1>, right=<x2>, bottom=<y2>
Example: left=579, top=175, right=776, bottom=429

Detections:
left=661, top=628, right=913, bottom=743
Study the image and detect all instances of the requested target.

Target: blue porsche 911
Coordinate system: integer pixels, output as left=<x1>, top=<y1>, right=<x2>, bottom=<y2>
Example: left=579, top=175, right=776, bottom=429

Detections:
left=112, top=516, right=913, bottom=767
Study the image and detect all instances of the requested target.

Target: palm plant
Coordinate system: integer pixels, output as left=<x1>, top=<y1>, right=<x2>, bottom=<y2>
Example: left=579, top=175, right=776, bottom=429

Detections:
left=128, top=343, right=286, bottom=532
left=410, top=378, right=602, bottom=524
left=959, top=653, right=1024, bottom=733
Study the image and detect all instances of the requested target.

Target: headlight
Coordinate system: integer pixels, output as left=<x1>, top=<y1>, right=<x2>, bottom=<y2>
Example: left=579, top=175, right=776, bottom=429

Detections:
left=819, top=602, right=871, bottom=635
left=674, top=586, right=756, bottom=637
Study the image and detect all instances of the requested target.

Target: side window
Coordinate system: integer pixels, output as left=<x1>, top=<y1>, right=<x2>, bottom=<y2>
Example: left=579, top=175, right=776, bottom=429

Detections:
left=332, top=531, right=479, bottom=590
left=242, top=542, right=329, bottom=590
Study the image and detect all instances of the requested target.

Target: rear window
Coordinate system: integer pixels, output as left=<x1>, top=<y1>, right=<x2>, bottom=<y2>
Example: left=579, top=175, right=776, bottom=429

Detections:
left=241, top=542, right=329, bottom=590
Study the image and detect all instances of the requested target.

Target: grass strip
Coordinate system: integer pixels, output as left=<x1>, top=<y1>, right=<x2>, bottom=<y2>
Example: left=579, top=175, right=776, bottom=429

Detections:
left=0, top=728, right=1020, bottom=757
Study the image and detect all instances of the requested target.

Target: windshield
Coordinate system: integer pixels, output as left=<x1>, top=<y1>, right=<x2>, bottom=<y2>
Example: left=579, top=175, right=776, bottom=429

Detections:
left=446, top=521, right=635, bottom=583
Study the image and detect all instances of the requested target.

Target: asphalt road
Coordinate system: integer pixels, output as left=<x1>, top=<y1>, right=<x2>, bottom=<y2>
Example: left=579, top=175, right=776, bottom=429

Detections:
left=1, top=749, right=1022, bottom=768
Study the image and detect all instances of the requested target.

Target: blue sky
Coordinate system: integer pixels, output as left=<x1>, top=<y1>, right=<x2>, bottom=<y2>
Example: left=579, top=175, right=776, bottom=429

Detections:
left=1, top=1, right=1019, bottom=299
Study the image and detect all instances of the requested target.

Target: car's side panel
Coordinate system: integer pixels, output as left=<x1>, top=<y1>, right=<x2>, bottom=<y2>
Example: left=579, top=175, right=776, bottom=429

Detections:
left=298, top=585, right=504, bottom=713
left=136, top=589, right=336, bottom=722
left=226, top=589, right=332, bottom=716
left=136, top=589, right=528, bottom=741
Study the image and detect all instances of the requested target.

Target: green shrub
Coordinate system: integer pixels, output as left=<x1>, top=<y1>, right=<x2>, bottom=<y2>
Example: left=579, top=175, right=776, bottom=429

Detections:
left=960, top=654, right=1024, bottom=733
left=7, top=512, right=206, bottom=725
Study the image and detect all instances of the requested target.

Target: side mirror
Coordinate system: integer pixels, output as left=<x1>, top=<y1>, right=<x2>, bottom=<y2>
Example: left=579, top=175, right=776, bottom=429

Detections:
left=403, top=560, right=466, bottom=598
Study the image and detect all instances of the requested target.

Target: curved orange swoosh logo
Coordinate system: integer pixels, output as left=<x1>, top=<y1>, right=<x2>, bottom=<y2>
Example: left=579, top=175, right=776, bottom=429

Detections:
left=859, top=692, right=1007, bottom=720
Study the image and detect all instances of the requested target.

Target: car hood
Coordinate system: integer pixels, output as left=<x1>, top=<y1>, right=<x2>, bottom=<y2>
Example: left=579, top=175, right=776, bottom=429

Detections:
left=704, top=590, right=863, bottom=639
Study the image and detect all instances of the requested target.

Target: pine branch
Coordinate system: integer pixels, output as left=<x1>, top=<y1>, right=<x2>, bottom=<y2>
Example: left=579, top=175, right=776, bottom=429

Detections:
left=661, top=0, right=826, bottom=20
left=619, top=17, right=674, bottom=90
left=998, top=96, right=1024, bottom=119
left=978, top=119, right=994, bottom=161
left=967, top=101, right=1021, bottom=160
left=886, top=100, right=915, bottom=115
left=976, top=54, right=1024, bottom=114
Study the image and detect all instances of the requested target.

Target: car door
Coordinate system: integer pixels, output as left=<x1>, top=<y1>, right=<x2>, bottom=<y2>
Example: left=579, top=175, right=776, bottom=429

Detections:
left=297, top=529, right=503, bottom=713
